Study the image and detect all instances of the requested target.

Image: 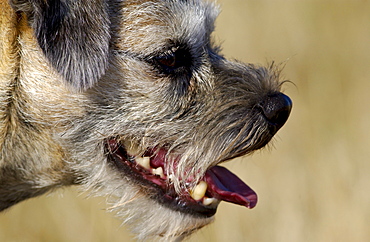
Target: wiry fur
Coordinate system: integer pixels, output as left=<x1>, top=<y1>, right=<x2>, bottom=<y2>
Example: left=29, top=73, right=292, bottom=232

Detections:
left=0, top=0, right=290, bottom=240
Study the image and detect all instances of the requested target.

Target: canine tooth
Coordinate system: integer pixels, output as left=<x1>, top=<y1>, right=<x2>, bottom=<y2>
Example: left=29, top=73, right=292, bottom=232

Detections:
left=136, top=157, right=150, bottom=169
left=152, top=167, right=165, bottom=178
left=203, top=197, right=217, bottom=206
left=190, top=181, right=207, bottom=201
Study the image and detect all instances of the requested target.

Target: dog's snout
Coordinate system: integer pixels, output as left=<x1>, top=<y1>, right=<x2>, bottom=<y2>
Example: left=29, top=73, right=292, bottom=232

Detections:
left=261, top=93, right=292, bottom=130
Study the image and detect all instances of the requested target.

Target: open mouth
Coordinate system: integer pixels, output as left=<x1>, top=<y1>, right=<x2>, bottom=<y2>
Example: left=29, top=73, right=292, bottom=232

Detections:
left=106, top=138, right=257, bottom=217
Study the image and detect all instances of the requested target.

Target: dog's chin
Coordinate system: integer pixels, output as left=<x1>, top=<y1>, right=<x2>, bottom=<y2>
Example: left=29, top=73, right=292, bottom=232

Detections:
left=105, top=138, right=258, bottom=219
left=110, top=189, right=214, bottom=241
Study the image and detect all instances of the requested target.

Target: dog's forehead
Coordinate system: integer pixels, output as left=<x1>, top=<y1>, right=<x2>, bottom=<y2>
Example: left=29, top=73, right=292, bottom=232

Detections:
left=118, top=0, right=219, bottom=53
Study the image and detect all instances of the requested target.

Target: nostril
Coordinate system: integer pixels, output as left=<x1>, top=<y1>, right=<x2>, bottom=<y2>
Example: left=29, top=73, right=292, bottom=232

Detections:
left=261, top=93, right=292, bottom=128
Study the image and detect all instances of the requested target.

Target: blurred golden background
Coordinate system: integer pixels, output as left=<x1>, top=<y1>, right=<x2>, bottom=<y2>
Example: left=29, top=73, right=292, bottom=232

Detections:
left=1, top=0, right=369, bottom=241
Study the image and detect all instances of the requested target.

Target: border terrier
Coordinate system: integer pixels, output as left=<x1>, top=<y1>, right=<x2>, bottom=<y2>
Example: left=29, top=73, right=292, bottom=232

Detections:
left=0, top=0, right=292, bottom=240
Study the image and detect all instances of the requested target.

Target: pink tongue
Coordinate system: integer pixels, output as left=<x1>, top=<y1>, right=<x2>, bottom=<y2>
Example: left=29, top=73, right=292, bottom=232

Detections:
left=205, top=166, right=258, bottom=208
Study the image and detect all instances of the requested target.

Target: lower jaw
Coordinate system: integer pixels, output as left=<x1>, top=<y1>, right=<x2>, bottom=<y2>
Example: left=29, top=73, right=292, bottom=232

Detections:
left=107, top=146, right=219, bottom=218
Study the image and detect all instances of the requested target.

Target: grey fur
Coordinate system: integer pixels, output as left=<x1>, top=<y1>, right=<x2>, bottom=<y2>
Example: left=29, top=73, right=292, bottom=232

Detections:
left=0, top=0, right=291, bottom=240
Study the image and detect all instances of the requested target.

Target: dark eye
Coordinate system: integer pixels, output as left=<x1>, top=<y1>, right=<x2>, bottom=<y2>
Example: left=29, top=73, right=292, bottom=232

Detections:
left=153, top=46, right=192, bottom=74
left=156, top=52, right=177, bottom=68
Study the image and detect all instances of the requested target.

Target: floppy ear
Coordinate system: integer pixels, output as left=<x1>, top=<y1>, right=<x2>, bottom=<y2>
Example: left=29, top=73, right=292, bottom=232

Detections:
left=11, top=0, right=111, bottom=91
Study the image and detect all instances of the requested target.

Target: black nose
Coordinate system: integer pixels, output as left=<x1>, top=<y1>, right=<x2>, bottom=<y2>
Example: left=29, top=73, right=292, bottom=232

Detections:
left=261, top=93, right=292, bottom=131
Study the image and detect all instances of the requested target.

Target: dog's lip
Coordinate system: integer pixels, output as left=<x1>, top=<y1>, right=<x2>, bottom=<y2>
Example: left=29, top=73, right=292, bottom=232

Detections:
left=106, top=139, right=218, bottom=217
left=106, top=138, right=257, bottom=217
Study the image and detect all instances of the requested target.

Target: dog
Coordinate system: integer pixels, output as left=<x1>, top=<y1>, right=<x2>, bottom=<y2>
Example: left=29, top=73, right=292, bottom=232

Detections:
left=0, top=0, right=292, bottom=240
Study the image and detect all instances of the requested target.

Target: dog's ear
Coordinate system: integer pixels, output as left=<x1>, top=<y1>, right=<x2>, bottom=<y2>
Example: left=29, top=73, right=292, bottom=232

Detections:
left=10, top=0, right=111, bottom=91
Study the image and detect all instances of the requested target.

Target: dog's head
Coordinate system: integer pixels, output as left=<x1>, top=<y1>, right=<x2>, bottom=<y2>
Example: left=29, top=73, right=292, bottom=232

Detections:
left=11, top=0, right=292, bottom=240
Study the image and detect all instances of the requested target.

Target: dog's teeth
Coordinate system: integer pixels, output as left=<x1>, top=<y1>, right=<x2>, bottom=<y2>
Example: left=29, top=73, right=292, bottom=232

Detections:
left=136, top=156, right=151, bottom=169
left=190, top=181, right=208, bottom=201
left=168, top=174, right=174, bottom=181
left=152, top=167, right=165, bottom=178
left=202, top=197, right=217, bottom=206
left=123, top=140, right=140, bottom=156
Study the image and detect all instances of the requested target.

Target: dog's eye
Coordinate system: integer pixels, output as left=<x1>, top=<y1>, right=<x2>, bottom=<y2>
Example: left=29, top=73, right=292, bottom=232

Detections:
left=153, top=47, right=192, bottom=74
left=156, top=52, right=177, bottom=68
